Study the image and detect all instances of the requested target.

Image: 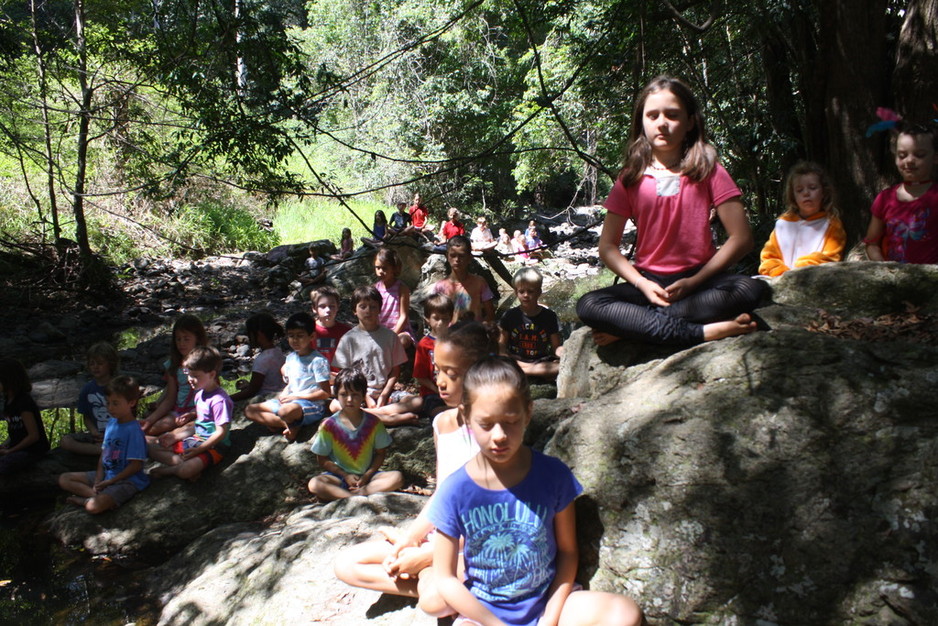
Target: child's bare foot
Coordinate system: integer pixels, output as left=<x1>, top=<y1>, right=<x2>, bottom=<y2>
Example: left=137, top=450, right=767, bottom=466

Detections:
left=149, top=466, right=172, bottom=477
left=703, top=314, right=758, bottom=341
left=283, top=423, right=301, bottom=443
left=66, top=496, right=88, bottom=508
left=592, top=330, right=622, bottom=346
left=379, top=526, right=402, bottom=543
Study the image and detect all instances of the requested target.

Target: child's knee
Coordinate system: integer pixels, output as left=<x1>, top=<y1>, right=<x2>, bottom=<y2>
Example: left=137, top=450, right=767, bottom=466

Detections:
left=85, top=495, right=115, bottom=515
left=57, top=472, right=72, bottom=489
left=416, top=572, right=451, bottom=617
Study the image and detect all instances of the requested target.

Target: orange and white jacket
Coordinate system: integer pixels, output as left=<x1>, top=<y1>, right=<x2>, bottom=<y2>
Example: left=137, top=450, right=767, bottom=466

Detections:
left=759, top=212, right=846, bottom=277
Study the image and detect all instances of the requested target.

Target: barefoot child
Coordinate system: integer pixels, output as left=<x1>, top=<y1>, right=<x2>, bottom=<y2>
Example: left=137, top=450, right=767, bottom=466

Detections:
left=759, top=161, right=846, bottom=276
left=60, top=342, right=120, bottom=456
left=229, top=312, right=285, bottom=403
left=0, top=358, right=49, bottom=475
left=499, top=267, right=562, bottom=380
left=374, top=247, right=415, bottom=349
left=334, top=322, right=489, bottom=618
left=863, top=122, right=938, bottom=264
left=576, top=76, right=765, bottom=346
left=429, top=356, right=644, bottom=626
left=244, top=313, right=330, bottom=441
left=433, top=235, right=496, bottom=323
left=143, top=314, right=208, bottom=435
left=148, top=346, right=232, bottom=480
left=333, top=286, right=409, bottom=416
left=59, top=376, right=149, bottom=513
left=307, top=368, right=403, bottom=501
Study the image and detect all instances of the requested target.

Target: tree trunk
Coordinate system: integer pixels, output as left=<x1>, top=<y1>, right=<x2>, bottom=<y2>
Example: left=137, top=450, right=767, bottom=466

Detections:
left=815, top=0, right=889, bottom=243
left=72, top=0, right=93, bottom=259
left=893, top=0, right=938, bottom=120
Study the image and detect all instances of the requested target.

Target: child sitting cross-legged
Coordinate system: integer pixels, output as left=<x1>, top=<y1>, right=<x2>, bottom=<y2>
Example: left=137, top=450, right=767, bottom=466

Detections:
left=307, top=367, right=403, bottom=501
left=433, top=235, right=496, bottom=324
left=428, top=357, right=644, bottom=626
left=332, top=285, right=417, bottom=425
left=244, top=312, right=330, bottom=442
left=499, top=267, right=563, bottom=380
left=148, top=346, right=232, bottom=481
left=60, top=342, right=120, bottom=456
left=59, top=376, right=150, bottom=513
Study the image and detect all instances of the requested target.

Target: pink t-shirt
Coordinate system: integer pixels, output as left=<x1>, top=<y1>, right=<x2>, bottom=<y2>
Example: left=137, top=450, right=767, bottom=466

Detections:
left=870, top=183, right=938, bottom=264
left=604, top=164, right=741, bottom=274
left=376, top=279, right=405, bottom=330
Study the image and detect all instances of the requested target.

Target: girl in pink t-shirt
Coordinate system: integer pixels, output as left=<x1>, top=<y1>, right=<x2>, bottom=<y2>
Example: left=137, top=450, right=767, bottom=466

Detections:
left=576, top=76, right=766, bottom=346
left=374, top=247, right=414, bottom=349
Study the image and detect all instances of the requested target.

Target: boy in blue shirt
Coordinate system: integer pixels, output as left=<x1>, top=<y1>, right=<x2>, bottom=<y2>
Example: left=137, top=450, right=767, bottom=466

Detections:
left=59, top=376, right=150, bottom=513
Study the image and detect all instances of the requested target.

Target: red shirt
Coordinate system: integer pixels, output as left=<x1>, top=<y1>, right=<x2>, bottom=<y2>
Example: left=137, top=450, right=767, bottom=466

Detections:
left=413, top=334, right=436, bottom=396
left=314, top=322, right=352, bottom=371
left=442, top=220, right=465, bottom=240
left=410, top=204, right=428, bottom=228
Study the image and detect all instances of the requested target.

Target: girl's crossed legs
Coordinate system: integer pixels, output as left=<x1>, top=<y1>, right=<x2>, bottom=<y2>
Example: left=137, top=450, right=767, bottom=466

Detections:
left=576, top=271, right=765, bottom=345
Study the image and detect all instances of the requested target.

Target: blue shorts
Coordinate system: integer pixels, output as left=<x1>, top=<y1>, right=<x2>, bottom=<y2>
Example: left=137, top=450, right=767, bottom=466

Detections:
left=268, top=398, right=327, bottom=426
left=82, top=471, right=140, bottom=507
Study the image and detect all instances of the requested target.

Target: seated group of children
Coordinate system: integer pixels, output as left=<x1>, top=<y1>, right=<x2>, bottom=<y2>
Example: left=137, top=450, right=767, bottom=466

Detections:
left=38, top=234, right=563, bottom=514
left=53, top=334, right=234, bottom=514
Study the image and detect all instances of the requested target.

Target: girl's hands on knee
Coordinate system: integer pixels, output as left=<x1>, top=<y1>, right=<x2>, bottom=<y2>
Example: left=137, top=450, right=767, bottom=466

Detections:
left=637, top=277, right=670, bottom=307
left=664, top=276, right=698, bottom=302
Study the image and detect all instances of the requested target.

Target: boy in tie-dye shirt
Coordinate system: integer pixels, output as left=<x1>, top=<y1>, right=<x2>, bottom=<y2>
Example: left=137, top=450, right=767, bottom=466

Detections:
left=307, top=368, right=403, bottom=501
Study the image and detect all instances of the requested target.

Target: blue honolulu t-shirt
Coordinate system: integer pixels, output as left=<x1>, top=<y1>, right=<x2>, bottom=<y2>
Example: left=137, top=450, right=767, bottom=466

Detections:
left=427, top=449, right=583, bottom=626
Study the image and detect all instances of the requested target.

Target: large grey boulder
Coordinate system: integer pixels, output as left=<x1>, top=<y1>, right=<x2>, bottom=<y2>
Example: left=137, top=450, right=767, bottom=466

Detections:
left=151, top=494, right=435, bottom=626
left=551, top=327, right=938, bottom=624
left=45, top=420, right=433, bottom=559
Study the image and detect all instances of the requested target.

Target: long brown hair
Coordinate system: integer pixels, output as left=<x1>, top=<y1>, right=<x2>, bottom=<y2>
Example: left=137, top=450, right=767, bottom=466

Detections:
left=619, top=76, right=716, bottom=187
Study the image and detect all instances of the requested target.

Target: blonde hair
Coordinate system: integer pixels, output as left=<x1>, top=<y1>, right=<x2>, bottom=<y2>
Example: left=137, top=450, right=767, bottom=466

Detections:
left=782, top=161, right=839, bottom=219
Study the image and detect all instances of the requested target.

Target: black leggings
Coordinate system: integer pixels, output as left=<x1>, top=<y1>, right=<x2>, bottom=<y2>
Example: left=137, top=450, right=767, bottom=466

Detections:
left=576, top=269, right=766, bottom=346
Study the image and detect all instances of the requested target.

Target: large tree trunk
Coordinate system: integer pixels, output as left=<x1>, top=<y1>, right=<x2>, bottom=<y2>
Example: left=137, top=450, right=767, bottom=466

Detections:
left=814, top=0, right=889, bottom=242
left=893, top=0, right=938, bottom=120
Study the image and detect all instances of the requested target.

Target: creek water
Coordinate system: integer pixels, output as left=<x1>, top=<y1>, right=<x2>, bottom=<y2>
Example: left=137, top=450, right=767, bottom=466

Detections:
left=0, top=494, right=161, bottom=624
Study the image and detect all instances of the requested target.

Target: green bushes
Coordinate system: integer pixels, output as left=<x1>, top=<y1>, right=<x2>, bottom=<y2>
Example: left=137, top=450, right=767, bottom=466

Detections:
left=164, top=202, right=279, bottom=256
left=273, top=197, right=384, bottom=246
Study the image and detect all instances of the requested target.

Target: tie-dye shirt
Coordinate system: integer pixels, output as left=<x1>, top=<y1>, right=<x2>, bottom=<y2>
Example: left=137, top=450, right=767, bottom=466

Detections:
left=310, top=411, right=392, bottom=475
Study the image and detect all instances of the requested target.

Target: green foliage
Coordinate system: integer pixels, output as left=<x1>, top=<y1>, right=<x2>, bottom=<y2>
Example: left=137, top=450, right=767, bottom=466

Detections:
left=164, top=202, right=279, bottom=256
left=273, top=197, right=384, bottom=245
left=87, top=216, right=142, bottom=266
